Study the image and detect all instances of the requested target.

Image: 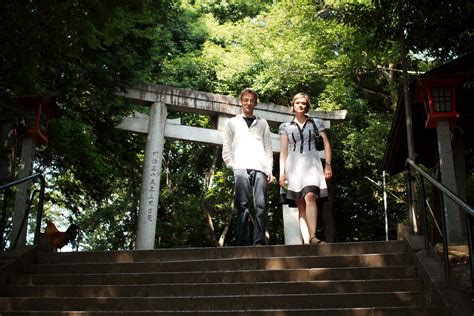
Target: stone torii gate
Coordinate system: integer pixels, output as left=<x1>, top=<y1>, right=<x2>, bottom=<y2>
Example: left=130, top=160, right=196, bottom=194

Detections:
left=117, top=83, right=347, bottom=250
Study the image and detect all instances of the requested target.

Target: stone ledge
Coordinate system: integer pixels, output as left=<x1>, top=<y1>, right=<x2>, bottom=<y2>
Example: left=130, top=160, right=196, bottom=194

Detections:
left=405, top=235, right=472, bottom=316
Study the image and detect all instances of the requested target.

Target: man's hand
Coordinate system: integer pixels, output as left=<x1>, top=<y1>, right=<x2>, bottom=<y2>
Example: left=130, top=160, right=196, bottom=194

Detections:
left=267, top=173, right=275, bottom=183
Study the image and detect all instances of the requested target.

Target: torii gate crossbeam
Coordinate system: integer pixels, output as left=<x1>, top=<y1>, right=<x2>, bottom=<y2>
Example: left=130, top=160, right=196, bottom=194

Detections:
left=116, top=83, right=347, bottom=249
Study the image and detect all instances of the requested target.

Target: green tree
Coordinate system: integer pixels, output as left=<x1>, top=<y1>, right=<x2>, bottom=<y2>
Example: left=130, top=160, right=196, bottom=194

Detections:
left=329, top=0, right=474, bottom=239
left=1, top=0, right=181, bottom=250
left=4, top=0, right=472, bottom=249
left=154, top=0, right=393, bottom=242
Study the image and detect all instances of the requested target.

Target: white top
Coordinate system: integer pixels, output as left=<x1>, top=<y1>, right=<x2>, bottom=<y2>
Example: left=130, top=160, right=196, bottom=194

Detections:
left=222, top=114, right=273, bottom=175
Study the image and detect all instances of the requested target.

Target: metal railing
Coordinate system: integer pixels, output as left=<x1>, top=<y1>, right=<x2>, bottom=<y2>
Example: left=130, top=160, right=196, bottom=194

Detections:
left=0, top=173, right=45, bottom=250
left=406, top=159, right=473, bottom=287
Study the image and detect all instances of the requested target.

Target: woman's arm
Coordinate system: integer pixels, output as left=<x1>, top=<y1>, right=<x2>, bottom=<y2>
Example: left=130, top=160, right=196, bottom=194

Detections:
left=320, top=131, right=332, bottom=179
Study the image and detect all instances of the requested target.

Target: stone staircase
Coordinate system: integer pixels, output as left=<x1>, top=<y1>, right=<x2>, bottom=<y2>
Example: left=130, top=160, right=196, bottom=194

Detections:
left=0, top=241, right=438, bottom=315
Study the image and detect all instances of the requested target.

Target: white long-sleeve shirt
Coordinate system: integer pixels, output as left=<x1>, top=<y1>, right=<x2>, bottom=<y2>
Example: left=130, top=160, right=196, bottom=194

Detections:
left=222, top=114, right=273, bottom=175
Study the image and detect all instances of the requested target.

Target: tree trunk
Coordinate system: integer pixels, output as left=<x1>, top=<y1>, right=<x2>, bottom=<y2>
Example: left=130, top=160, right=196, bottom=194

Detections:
left=218, top=206, right=233, bottom=247
left=388, top=62, right=399, bottom=110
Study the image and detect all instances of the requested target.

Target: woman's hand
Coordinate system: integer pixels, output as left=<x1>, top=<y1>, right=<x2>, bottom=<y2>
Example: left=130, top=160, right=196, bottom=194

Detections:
left=324, top=164, right=332, bottom=179
left=279, top=175, right=287, bottom=187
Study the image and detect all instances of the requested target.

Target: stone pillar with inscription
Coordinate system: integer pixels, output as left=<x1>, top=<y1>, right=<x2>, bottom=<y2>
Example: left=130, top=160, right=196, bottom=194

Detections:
left=136, top=102, right=167, bottom=250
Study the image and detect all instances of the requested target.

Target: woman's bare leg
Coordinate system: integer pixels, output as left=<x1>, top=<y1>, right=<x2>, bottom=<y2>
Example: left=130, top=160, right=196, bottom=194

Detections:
left=304, top=192, right=318, bottom=242
left=296, top=199, right=310, bottom=244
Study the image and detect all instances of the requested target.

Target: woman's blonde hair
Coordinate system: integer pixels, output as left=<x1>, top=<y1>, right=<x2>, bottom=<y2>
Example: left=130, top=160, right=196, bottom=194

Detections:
left=291, top=92, right=310, bottom=113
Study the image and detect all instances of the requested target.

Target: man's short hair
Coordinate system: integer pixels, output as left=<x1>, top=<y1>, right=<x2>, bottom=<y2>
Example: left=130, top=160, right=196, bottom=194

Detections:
left=239, top=88, right=257, bottom=101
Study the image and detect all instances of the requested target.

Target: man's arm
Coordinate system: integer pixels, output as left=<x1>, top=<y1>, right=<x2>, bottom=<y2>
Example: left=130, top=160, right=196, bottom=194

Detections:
left=222, top=120, right=234, bottom=169
left=263, top=122, right=273, bottom=182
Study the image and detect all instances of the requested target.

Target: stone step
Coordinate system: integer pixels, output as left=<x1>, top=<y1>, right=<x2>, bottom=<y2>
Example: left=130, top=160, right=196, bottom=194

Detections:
left=0, top=241, right=438, bottom=315
left=36, top=241, right=409, bottom=264
left=9, top=266, right=418, bottom=285
left=26, top=253, right=413, bottom=274
left=0, top=292, right=431, bottom=311
left=0, top=279, right=423, bottom=297
left=0, top=306, right=438, bottom=316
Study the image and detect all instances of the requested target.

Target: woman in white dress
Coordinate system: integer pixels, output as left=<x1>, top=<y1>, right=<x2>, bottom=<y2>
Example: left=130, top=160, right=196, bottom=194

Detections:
left=279, top=92, right=333, bottom=244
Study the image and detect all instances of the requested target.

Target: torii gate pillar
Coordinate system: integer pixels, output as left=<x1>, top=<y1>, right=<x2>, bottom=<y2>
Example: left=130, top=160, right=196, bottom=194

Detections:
left=136, top=102, right=167, bottom=250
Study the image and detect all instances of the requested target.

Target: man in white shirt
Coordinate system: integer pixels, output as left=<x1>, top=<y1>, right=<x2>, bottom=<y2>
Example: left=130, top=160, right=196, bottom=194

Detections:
left=222, top=88, right=273, bottom=245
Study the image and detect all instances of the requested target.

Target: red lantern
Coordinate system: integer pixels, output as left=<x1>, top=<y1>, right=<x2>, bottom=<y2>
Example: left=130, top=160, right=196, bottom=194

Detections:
left=16, top=95, right=58, bottom=144
left=417, top=79, right=459, bottom=129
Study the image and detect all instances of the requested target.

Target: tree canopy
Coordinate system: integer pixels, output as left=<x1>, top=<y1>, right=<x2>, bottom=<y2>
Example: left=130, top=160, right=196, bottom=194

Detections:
left=1, top=0, right=473, bottom=250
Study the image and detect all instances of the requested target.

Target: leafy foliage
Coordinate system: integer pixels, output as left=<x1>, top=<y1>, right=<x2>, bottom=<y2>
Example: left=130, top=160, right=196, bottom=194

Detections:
left=337, top=0, right=474, bottom=60
left=2, top=0, right=472, bottom=249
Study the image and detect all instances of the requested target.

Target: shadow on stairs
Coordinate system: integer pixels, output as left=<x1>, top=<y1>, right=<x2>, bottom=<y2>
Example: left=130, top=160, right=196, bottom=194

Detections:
left=0, top=239, right=470, bottom=315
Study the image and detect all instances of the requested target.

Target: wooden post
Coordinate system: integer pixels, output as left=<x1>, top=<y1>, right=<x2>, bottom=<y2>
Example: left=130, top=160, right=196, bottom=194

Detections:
left=400, top=18, right=418, bottom=234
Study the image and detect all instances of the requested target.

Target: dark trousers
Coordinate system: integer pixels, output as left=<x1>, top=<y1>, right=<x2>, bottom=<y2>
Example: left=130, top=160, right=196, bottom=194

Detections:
left=234, top=169, right=268, bottom=245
